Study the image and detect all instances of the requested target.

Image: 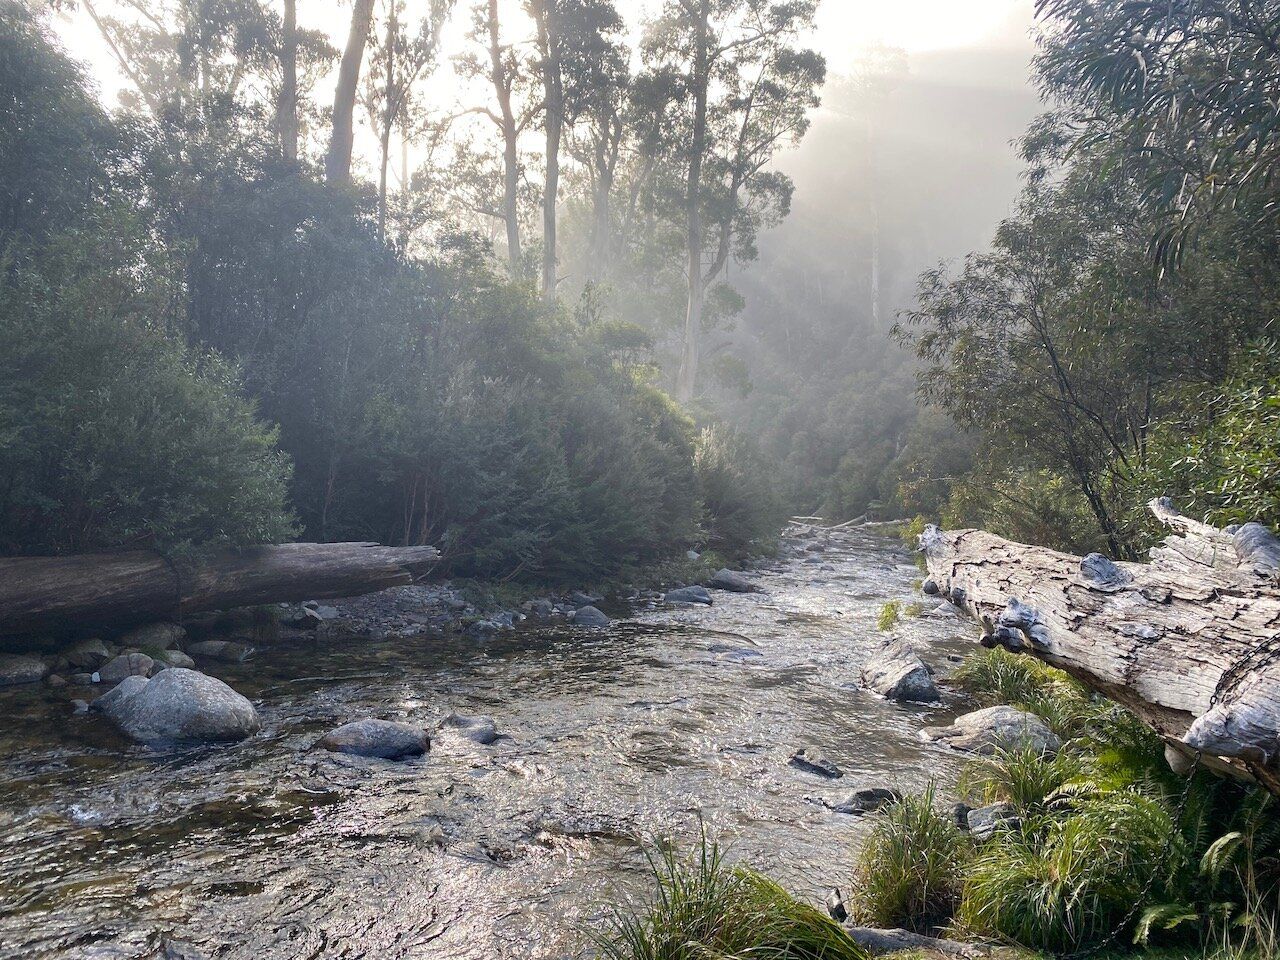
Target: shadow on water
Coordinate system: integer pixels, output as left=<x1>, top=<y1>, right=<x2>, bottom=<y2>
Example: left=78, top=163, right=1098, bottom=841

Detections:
left=0, top=531, right=975, bottom=959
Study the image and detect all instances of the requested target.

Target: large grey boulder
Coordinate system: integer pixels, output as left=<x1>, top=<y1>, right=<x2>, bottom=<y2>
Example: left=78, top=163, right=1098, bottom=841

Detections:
left=0, top=654, right=49, bottom=686
left=708, top=569, right=760, bottom=593
left=98, top=652, right=154, bottom=683
left=119, top=622, right=186, bottom=650
left=64, top=638, right=111, bottom=670
left=93, top=668, right=260, bottom=744
left=317, top=719, right=429, bottom=759
left=861, top=641, right=939, bottom=703
left=665, top=585, right=713, bottom=605
left=922, top=705, right=1061, bottom=756
left=571, top=605, right=611, bottom=628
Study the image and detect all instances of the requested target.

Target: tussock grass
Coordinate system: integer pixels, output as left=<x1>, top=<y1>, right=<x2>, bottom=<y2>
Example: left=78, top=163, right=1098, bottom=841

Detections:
left=960, top=743, right=1088, bottom=810
left=596, top=836, right=866, bottom=960
left=951, top=647, right=1097, bottom=737
left=846, top=785, right=970, bottom=932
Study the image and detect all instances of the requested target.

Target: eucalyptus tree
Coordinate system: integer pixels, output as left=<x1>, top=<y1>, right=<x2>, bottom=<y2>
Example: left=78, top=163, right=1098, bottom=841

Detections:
left=1036, top=0, right=1280, bottom=267
left=643, top=0, right=823, bottom=402
left=327, top=0, right=376, bottom=183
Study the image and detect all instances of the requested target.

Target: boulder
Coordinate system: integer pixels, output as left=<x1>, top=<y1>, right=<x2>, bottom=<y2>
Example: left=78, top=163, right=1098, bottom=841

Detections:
left=98, top=652, right=154, bottom=683
left=119, top=622, right=186, bottom=650
left=665, top=585, right=713, bottom=605
left=443, top=713, right=499, bottom=745
left=571, top=605, right=611, bottom=628
left=966, top=802, right=1021, bottom=841
left=708, top=569, right=760, bottom=593
left=861, top=641, right=939, bottom=703
left=825, top=787, right=902, bottom=816
left=922, top=705, right=1061, bottom=756
left=64, top=638, right=111, bottom=670
left=316, top=719, right=429, bottom=759
left=92, top=668, right=260, bottom=743
left=0, top=654, right=50, bottom=686
left=789, top=746, right=843, bottom=779
left=155, top=649, right=196, bottom=670
left=186, top=640, right=255, bottom=663
left=569, top=591, right=602, bottom=608
left=522, top=598, right=555, bottom=618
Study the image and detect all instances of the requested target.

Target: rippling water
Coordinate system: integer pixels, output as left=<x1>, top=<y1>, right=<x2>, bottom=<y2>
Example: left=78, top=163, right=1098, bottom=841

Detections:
left=0, top=530, right=976, bottom=959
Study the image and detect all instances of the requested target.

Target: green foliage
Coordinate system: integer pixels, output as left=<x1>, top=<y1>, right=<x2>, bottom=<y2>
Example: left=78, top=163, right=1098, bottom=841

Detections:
left=693, top=423, right=785, bottom=559
left=960, top=744, right=1088, bottom=810
left=847, top=785, right=970, bottom=931
left=876, top=601, right=902, bottom=632
left=951, top=648, right=1095, bottom=737
left=597, top=835, right=866, bottom=960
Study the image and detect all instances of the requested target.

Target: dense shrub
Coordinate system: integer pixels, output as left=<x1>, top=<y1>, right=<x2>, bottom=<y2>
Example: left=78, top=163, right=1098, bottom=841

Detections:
left=693, top=423, right=784, bottom=556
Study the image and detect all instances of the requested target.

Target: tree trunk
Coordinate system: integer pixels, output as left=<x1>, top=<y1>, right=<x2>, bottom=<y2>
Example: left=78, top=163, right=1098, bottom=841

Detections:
left=921, top=497, right=1280, bottom=794
left=377, top=2, right=397, bottom=240
left=326, top=0, right=377, bottom=184
left=486, top=0, right=523, bottom=276
left=676, top=0, right=710, bottom=404
left=279, top=0, right=298, bottom=163
left=533, top=0, right=563, bottom=305
left=0, top=543, right=440, bottom=640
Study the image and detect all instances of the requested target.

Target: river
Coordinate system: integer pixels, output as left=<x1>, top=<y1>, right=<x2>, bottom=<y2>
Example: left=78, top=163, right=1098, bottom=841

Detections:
left=0, top=529, right=975, bottom=959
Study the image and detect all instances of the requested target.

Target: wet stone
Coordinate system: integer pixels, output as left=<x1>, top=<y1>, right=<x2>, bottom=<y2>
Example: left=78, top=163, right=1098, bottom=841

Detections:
left=316, top=719, right=430, bottom=760
left=789, top=746, right=843, bottom=779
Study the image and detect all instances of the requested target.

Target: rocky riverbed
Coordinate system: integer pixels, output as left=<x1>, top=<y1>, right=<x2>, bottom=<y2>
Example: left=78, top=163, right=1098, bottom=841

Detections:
left=0, top=527, right=984, bottom=959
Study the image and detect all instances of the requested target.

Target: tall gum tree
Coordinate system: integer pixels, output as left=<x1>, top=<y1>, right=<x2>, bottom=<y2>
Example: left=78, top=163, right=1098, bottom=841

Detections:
left=645, top=0, right=823, bottom=402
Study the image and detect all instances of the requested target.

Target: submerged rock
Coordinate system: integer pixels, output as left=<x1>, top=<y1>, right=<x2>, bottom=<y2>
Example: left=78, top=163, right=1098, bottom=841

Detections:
left=98, top=652, right=154, bottom=683
left=0, top=654, right=50, bottom=686
left=861, top=641, right=939, bottom=703
left=789, top=746, right=843, bottom=779
left=93, top=668, right=260, bottom=743
left=317, top=719, right=429, bottom=759
left=708, top=569, right=760, bottom=593
left=665, top=585, right=713, bottom=605
left=571, top=605, right=610, bottom=628
left=825, top=786, right=902, bottom=816
left=443, top=713, right=499, bottom=744
left=921, top=705, right=1060, bottom=756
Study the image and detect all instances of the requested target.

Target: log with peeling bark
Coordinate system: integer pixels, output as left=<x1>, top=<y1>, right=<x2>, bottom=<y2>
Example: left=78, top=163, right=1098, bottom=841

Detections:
left=921, top=498, right=1280, bottom=794
left=0, top=542, right=440, bottom=639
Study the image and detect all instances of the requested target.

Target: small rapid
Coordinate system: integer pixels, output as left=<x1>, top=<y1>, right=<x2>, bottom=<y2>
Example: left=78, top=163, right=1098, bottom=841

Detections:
left=0, top=530, right=975, bottom=959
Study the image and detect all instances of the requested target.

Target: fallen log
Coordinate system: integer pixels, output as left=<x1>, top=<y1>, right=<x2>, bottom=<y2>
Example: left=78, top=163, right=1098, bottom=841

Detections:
left=0, top=542, right=440, bottom=639
left=922, top=498, right=1280, bottom=794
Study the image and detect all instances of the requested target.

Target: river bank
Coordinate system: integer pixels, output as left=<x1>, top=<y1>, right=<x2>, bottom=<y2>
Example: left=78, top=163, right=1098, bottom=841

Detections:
left=0, top=526, right=980, bottom=959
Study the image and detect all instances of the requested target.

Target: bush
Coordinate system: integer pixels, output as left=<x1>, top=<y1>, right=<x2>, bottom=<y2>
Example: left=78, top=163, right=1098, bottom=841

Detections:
left=597, top=836, right=866, bottom=960
left=847, top=785, right=970, bottom=931
left=0, top=230, right=296, bottom=555
left=694, top=423, right=785, bottom=558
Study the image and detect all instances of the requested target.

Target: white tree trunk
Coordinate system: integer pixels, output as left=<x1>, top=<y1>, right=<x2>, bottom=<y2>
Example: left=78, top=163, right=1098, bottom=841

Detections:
left=922, top=498, right=1280, bottom=794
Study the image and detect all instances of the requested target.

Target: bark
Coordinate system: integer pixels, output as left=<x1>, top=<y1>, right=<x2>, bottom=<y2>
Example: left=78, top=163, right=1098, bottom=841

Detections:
left=377, top=2, right=398, bottom=239
left=922, top=497, right=1280, bottom=794
left=676, top=0, right=710, bottom=404
left=532, top=0, right=563, bottom=305
left=279, top=0, right=298, bottom=163
left=327, top=0, right=377, bottom=184
left=0, top=543, right=440, bottom=639
left=485, top=0, right=523, bottom=276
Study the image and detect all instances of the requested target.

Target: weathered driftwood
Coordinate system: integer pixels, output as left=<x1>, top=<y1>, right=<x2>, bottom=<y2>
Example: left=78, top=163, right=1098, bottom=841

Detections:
left=0, top=542, right=440, bottom=639
left=922, top=498, right=1280, bottom=793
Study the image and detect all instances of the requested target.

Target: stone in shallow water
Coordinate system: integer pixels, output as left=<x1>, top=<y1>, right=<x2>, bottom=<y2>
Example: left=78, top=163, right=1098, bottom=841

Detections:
left=861, top=641, right=939, bottom=703
left=789, top=746, right=843, bottom=779
left=825, top=786, right=902, bottom=816
left=571, top=605, right=610, bottom=627
left=921, top=705, right=1060, bottom=756
left=443, top=713, right=499, bottom=744
left=708, top=568, right=760, bottom=593
left=665, top=585, right=713, bottom=605
left=98, top=652, right=153, bottom=683
left=186, top=640, right=255, bottom=662
left=0, top=654, right=49, bottom=686
left=93, top=668, right=260, bottom=744
left=64, top=638, right=111, bottom=670
left=317, top=719, right=430, bottom=759
left=118, top=622, right=186, bottom=650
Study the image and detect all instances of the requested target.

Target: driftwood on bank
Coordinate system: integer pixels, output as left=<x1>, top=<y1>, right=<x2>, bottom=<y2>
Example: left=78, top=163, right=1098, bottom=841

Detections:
left=0, top=542, right=440, bottom=639
left=922, top=498, right=1280, bottom=794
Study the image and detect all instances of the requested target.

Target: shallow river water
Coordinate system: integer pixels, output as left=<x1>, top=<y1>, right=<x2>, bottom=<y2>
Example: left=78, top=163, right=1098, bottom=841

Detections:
left=0, top=530, right=975, bottom=960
